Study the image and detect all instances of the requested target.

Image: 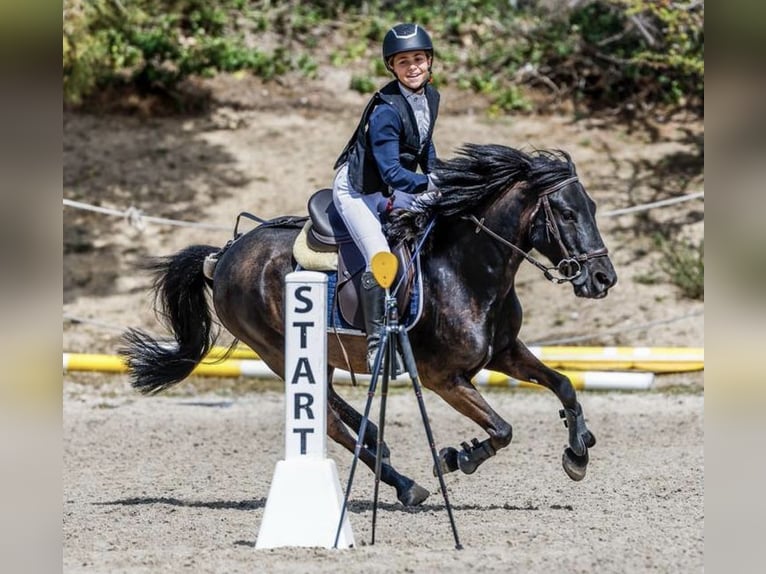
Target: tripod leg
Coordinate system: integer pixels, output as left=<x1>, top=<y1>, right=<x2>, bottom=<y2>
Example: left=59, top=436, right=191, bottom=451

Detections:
left=397, top=326, right=463, bottom=550
left=333, top=329, right=389, bottom=549
left=371, top=330, right=393, bottom=545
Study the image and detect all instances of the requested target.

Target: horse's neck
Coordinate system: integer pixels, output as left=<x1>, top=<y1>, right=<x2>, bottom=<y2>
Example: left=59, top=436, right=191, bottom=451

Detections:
left=436, top=192, right=532, bottom=296
left=475, top=189, right=532, bottom=269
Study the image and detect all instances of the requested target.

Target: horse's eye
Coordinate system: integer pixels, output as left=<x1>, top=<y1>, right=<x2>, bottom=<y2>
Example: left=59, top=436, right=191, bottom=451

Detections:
left=562, top=209, right=576, bottom=222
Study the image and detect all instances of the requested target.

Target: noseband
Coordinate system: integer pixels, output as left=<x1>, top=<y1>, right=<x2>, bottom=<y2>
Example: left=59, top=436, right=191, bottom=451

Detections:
left=463, top=176, right=609, bottom=284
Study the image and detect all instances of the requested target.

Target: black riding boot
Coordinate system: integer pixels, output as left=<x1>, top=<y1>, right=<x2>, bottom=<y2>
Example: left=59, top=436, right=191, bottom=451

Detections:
left=360, top=271, right=386, bottom=372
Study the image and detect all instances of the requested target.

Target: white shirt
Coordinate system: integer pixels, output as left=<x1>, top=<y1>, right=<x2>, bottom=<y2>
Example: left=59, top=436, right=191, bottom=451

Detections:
left=399, top=83, right=430, bottom=147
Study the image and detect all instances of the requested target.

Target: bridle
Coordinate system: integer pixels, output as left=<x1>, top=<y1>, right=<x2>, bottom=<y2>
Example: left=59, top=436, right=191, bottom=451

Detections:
left=462, top=176, right=609, bottom=284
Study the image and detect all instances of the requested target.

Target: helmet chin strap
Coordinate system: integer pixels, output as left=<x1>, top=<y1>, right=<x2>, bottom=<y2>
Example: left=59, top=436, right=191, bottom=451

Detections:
left=414, top=69, right=432, bottom=92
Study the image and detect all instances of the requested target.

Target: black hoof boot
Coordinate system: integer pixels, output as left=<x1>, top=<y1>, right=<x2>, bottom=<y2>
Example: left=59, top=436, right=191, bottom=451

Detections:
left=457, top=438, right=496, bottom=475
left=433, top=447, right=460, bottom=476
left=560, top=402, right=594, bottom=457
left=562, top=446, right=589, bottom=481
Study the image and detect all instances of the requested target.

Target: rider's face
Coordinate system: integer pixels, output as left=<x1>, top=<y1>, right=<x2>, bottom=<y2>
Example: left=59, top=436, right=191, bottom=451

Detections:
left=391, top=50, right=431, bottom=92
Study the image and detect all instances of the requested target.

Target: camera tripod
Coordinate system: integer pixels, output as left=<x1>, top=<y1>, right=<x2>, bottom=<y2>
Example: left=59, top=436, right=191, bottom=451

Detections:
left=333, top=252, right=462, bottom=550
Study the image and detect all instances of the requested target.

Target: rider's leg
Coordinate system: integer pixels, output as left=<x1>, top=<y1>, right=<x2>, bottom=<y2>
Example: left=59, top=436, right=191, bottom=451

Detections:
left=332, top=165, right=392, bottom=371
left=332, top=165, right=391, bottom=263
left=359, top=270, right=386, bottom=371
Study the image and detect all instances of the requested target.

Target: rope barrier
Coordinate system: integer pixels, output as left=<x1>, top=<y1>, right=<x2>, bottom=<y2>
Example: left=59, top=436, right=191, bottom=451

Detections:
left=599, top=191, right=704, bottom=217
left=64, top=314, right=126, bottom=332
left=63, top=198, right=231, bottom=232
left=63, top=189, right=704, bottom=234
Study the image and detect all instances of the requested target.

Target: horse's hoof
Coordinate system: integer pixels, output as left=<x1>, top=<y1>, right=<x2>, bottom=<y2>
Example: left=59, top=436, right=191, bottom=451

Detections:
left=457, top=449, right=479, bottom=475
left=398, top=482, right=429, bottom=507
left=562, top=447, right=589, bottom=481
left=560, top=404, right=592, bottom=456
left=433, top=447, right=459, bottom=476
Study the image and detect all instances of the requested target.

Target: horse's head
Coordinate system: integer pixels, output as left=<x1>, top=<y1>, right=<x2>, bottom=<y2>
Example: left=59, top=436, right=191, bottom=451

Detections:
left=528, top=176, right=617, bottom=298
left=386, top=144, right=617, bottom=299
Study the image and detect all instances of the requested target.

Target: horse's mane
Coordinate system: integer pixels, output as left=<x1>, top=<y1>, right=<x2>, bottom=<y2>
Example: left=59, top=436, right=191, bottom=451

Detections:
left=387, top=143, right=577, bottom=244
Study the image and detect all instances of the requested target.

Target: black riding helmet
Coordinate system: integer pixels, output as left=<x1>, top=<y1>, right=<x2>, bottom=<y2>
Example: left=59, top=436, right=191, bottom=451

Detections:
left=382, top=23, right=434, bottom=74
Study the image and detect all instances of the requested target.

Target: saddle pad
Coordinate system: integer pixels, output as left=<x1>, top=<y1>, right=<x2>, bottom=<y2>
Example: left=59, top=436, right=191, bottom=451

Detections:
left=293, top=221, right=337, bottom=271
left=324, top=257, right=424, bottom=334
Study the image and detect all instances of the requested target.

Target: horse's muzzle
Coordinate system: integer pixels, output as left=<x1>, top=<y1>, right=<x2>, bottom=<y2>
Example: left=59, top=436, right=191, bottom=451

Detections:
left=572, top=259, right=617, bottom=299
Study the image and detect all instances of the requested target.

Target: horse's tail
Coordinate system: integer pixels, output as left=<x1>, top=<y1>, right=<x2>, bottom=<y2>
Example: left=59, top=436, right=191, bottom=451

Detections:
left=120, top=245, right=220, bottom=394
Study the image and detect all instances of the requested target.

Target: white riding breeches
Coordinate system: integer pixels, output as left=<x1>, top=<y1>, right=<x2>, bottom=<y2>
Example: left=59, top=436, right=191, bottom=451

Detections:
left=332, top=164, right=438, bottom=270
left=332, top=164, right=391, bottom=270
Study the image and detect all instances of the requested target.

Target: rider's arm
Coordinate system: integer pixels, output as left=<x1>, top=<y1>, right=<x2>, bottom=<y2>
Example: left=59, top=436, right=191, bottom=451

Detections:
left=368, top=105, right=430, bottom=195
left=426, top=140, right=437, bottom=173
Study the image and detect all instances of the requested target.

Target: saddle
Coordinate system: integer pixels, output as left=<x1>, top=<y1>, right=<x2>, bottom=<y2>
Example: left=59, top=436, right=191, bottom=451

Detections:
left=296, top=188, right=417, bottom=331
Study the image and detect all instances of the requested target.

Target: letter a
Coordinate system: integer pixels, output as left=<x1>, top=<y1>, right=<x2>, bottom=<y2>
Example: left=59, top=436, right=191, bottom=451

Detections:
left=290, top=357, right=316, bottom=385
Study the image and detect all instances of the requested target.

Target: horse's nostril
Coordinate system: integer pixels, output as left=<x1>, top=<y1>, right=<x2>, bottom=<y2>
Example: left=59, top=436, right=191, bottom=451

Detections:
left=595, top=271, right=613, bottom=288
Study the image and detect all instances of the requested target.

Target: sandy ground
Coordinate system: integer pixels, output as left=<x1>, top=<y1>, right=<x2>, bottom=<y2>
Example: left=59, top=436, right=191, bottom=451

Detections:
left=63, top=380, right=703, bottom=573
left=63, top=72, right=704, bottom=572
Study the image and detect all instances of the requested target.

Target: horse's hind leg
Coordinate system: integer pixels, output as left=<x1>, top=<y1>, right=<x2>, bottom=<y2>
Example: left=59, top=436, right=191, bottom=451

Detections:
left=424, top=375, right=514, bottom=476
left=328, top=384, right=390, bottom=464
left=491, top=341, right=596, bottom=481
left=326, top=400, right=429, bottom=507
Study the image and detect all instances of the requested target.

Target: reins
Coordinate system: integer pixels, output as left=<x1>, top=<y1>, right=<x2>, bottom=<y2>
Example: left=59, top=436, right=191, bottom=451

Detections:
left=391, top=216, right=436, bottom=297
left=462, top=176, right=608, bottom=285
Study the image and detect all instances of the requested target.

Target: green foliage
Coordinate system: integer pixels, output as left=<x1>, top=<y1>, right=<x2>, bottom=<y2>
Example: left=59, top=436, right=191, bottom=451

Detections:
left=568, top=0, right=704, bottom=110
left=350, top=74, right=377, bottom=94
left=491, top=86, right=533, bottom=114
left=63, top=1, right=119, bottom=104
left=654, top=234, right=704, bottom=300
left=63, top=0, right=704, bottom=117
left=63, top=0, right=311, bottom=104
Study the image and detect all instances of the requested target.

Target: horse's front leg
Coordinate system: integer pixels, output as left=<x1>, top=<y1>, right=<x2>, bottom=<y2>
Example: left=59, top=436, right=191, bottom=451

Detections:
left=424, top=375, right=513, bottom=476
left=491, top=341, right=596, bottom=481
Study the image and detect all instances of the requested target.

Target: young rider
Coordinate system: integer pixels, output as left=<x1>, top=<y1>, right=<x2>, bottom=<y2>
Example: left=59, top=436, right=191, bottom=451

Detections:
left=332, top=23, right=440, bottom=371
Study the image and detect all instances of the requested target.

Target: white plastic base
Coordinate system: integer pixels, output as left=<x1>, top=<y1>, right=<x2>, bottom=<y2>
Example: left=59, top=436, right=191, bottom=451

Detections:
left=255, top=458, right=355, bottom=549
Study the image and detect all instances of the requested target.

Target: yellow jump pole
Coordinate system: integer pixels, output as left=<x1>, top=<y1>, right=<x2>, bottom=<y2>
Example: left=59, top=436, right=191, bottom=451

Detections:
left=528, top=346, right=703, bottom=373
left=63, top=353, right=654, bottom=391
left=205, top=345, right=703, bottom=373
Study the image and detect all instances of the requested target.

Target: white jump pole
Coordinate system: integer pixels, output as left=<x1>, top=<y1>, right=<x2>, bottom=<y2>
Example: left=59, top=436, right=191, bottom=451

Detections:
left=255, top=271, right=354, bottom=549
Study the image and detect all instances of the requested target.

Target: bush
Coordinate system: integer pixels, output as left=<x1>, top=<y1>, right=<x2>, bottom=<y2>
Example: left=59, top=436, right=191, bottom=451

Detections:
left=63, top=0, right=704, bottom=117
left=655, top=234, right=704, bottom=300
left=64, top=0, right=299, bottom=105
left=567, top=0, right=704, bottom=112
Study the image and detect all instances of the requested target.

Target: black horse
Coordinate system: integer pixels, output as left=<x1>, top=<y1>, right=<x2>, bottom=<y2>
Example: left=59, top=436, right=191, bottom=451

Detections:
left=122, top=144, right=617, bottom=507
